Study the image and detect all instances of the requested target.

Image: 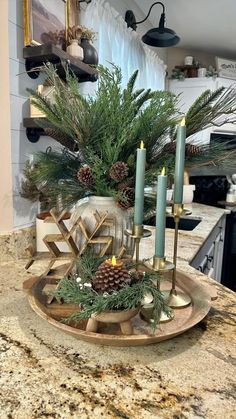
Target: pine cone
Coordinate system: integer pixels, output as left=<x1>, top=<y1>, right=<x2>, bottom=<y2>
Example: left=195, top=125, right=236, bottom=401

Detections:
left=163, top=141, right=202, bottom=157
left=117, top=187, right=135, bottom=209
left=162, top=141, right=176, bottom=154
left=117, top=177, right=135, bottom=191
left=185, top=143, right=202, bottom=157
left=92, top=259, right=131, bottom=293
left=77, top=166, right=94, bottom=186
left=109, top=161, right=129, bottom=182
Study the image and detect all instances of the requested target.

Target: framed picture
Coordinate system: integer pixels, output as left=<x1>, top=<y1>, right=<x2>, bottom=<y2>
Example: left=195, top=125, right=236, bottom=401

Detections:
left=216, top=57, right=236, bottom=80
left=24, top=0, right=67, bottom=46
left=67, top=0, right=80, bottom=29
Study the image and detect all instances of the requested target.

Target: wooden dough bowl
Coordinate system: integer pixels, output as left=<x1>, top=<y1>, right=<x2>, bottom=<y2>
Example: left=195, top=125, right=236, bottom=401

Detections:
left=27, top=271, right=212, bottom=346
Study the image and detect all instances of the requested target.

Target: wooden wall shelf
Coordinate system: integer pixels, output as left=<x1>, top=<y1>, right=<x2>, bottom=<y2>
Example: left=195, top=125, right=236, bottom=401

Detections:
left=23, top=43, right=98, bottom=82
left=175, top=65, right=198, bottom=78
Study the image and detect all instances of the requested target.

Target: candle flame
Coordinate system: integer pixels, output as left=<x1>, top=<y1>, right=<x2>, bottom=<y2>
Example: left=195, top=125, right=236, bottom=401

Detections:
left=140, top=141, right=144, bottom=149
left=111, top=256, right=117, bottom=266
left=180, top=117, right=186, bottom=126
left=161, top=167, right=165, bottom=176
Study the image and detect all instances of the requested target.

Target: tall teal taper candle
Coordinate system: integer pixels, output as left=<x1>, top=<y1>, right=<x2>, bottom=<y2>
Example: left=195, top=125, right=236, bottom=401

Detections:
left=155, top=168, right=167, bottom=258
left=173, top=118, right=186, bottom=204
left=134, top=141, right=146, bottom=225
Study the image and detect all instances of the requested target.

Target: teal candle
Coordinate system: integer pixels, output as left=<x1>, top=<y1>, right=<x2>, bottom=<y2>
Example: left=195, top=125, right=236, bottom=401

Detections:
left=134, top=141, right=146, bottom=225
left=155, top=168, right=167, bottom=258
left=173, top=118, right=186, bottom=204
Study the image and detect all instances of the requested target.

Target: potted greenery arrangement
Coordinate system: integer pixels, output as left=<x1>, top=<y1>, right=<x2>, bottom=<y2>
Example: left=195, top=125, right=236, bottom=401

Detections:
left=23, top=63, right=236, bottom=252
left=52, top=249, right=169, bottom=334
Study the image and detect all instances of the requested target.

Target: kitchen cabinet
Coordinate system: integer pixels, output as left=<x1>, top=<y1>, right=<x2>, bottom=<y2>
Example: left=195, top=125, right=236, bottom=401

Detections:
left=190, top=214, right=226, bottom=282
left=168, top=77, right=236, bottom=143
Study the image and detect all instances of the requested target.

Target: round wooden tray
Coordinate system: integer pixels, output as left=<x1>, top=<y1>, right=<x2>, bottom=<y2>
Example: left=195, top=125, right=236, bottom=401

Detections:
left=27, top=271, right=212, bottom=346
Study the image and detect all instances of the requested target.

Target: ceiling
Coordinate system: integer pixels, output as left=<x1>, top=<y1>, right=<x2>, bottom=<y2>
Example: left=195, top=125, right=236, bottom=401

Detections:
left=133, top=0, right=236, bottom=58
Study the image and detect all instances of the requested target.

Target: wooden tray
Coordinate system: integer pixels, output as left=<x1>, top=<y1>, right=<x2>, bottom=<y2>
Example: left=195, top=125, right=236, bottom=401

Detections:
left=27, top=271, right=212, bottom=346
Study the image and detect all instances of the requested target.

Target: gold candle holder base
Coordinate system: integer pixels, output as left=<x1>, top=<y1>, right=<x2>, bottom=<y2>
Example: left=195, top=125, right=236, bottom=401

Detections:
left=125, top=225, right=152, bottom=264
left=162, top=289, right=191, bottom=308
left=125, top=225, right=152, bottom=239
left=140, top=304, right=174, bottom=323
left=145, top=256, right=175, bottom=272
left=172, top=203, right=192, bottom=218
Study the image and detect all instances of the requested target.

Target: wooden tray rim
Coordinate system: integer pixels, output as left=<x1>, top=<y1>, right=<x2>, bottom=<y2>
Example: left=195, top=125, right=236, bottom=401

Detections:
left=27, top=270, right=212, bottom=346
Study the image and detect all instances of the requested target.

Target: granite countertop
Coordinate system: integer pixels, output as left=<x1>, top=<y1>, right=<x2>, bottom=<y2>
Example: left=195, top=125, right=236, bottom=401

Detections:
left=0, top=204, right=236, bottom=419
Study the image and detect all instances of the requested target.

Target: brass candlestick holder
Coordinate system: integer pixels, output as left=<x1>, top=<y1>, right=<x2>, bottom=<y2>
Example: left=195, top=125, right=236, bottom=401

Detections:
left=125, top=224, right=152, bottom=265
left=162, top=203, right=192, bottom=308
left=143, top=256, right=175, bottom=323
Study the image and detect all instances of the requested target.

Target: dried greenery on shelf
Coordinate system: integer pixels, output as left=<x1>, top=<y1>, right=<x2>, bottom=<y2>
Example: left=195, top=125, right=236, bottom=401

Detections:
left=53, top=250, right=169, bottom=330
left=68, top=25, right=96, bottom=42
left=23, top=63, right=236, bottom=209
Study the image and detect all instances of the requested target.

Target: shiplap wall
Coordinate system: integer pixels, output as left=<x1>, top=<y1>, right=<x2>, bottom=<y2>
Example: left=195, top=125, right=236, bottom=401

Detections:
left=8, top=0, right=56, bottom=229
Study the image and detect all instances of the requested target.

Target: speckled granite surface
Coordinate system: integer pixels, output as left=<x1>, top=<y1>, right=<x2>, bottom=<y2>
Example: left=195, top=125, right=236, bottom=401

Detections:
left=0, top=226, right=36, bottom=262
left=0, top=204, right=235, bottom=418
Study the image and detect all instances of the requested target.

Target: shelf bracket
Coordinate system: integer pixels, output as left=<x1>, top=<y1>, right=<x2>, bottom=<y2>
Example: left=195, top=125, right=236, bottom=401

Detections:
left=26, top=127, right=44, bottom=143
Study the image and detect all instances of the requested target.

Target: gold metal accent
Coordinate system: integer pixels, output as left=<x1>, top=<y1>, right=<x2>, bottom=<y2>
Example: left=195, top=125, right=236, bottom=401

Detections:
left=125, top=225, right=152, bottom=264
left=24, top=0, right=68, bottom=46
left=163, top=203, right=192, bottom=308
left=140, top=304, right=174, bottom=323
left=153, top=256, right=175, bottom=272
left=172, top=203, right=184, bottom=219
left=161, top=290, right=191, bottom=308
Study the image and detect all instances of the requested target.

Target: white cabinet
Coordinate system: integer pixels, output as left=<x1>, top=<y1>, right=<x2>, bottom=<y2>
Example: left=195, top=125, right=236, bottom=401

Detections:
left=190, top=215, right=226, bottom=282
left=168, top=77, right=236, bottom=143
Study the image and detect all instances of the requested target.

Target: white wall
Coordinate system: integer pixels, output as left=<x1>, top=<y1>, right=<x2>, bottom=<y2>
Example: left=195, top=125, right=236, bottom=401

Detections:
left=8, top=0, right=57, bottom=230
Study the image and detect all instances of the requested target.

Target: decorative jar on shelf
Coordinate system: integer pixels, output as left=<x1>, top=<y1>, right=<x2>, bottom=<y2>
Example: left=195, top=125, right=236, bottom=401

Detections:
left=71, top=196, right=134, bottom=257
left=80, top=38, right=98, bottom=65
left=66, top=39, right=84, bottom=60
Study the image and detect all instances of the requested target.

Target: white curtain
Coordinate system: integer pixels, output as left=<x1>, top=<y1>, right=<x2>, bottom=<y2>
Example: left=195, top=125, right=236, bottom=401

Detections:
left=81, top=0, right=166, bottom=92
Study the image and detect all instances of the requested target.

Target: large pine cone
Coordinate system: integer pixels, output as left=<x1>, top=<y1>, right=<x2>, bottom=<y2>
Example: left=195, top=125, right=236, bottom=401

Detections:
left=185, top=143, right=202, bottom=157
left=109, top=161, right=129, bottom=182
left=117, top=187, right=135, bottom=209
left=77, top=166, right=94, bottom=186
left=162, top=141, right=202, bottom=157
left=92, top=259, right=131, bottom=293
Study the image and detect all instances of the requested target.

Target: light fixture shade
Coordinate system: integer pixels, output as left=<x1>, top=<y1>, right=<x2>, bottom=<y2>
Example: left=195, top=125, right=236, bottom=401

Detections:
left=142, top=27, right=180, bottom=48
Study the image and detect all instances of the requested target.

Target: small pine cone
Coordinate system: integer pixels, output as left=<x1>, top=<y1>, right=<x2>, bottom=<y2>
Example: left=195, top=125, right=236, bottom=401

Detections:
left=117, top=177, right=135, bottom=191
left=185, top=143, right=202, bottom=157
left=92, top=259, right=131, bottom=293
left=118, top=187, right=135, bottom=209
left=77, top=166, right=94, bottom=186
left=109, top=161, right=129, bottom=182
left=162, top=141, right=176, bottom=154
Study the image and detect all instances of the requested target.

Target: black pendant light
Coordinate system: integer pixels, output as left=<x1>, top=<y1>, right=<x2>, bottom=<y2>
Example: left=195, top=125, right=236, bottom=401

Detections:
left=125, top=2, right=180, bottom=48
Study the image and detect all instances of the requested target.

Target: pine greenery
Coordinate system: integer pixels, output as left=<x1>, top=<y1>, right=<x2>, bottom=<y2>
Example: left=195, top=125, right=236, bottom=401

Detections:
left=23, top=63, right=236, bottom=208
left=53, top=268, right=169, bottom=330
